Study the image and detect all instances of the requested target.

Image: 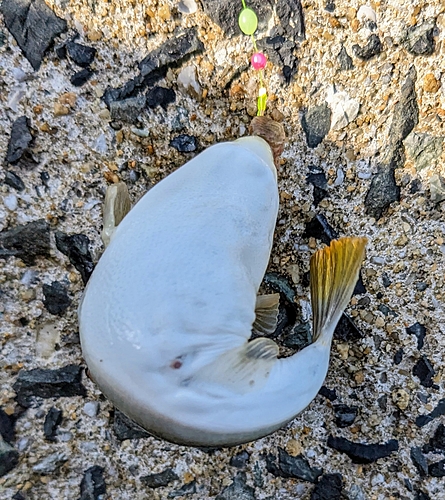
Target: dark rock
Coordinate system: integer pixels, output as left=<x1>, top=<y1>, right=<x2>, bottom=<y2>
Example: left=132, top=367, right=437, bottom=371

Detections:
left=0, top=436, right=19, bottom=477
left=168, top=481, right=197, bottom=498
left=275, top=0, right=305, bottom=40
left=113, top=409, right=151, bottom=440
left=259, top=35, right=299, bottom=84
left=301, top=104, right=331, bottom=148
left=325, top=1, right=335, bottom=13
left=0, top=408, right=15, bottom=443
left=110, top=96, right=146, bottom=123
left=333, top=404, right=358, bottom=428
left=170, top=135, right=197, bottom=153
left=319, top=386, right=337, bottom=401
left=303, top=213, right=338, bottom=245
left=230, top=450, right=250, bottom=468
left=307, top=166, right=328, bottom=206
left=311, top=186, right=329, bottom=206
left=416, top=398, right=445, bottom=427
left=410, top=447, right=428, bottom=477
left=337, top=45, right=354, bottom=71
left=6, top=116, right=33, bottom=164
left=79, top=465, right=106, bottom=500
left=417, top=398, right=445, bottom=428
left=382, top=272, right=391, bottom=287
left=55, top=231, right=94, bottom=285
left=40, top=171, right=50, bottom=187
left=417, top=392, right=429, bottom=404
left=334, top=314, right=364, bottom=341
left=103, top=28, right=203, bottom=106
left=71, top=68, right=94, bottom=87
left=405, top=478, right=413, bottom=492
left=43, top=407, right=63, bottom=441
left=282, top=322, right=312, bottom=349
left=414, top=490, right=431, bottom=500
left=388, top=66, right=418, bottom=148
left=202, top=0, right=273, bottom=37
left=66, top=41, right=96, bottom=68
left=1, top=0, right=67, bottom=70
left=410, top=178, right=422, bottom=194
left=215, top=472, right=255, bottom=500
left=4, top=171, right=26, bottom=191
left=406, top=322, right=427, bottom=350
left=141, top=468, right=179, bottom=488
left=357, top=296, right=370, bottom=307
left=394, top=348, right=403, bottom=365
left=377, top=395, right=387, bottom=411
left=266, top=447, right=322, bottom=483
left=55, top=42, right=67, bottom=59
left=12, top=492, right=26, bottom=500
left=146, top=86, right=176, bottom=110
left=310, top=473, right=343, bottom=500
left=42, top=281, right=72, bottom=315
left=327, top=436, right=398, bottom=464
left=424, top=424, right=445, bottom=453
left=0, top=219, right=51, bottom=265
left=428, top=459, right=445, bottom=477
left=403, top=20, right=436, bottom=56
left=352, top=274, right=367, bottom=295
left=378, top=304, right=397, bottom=317
left=352, top=34, right=382, bottom=60
left=263, top=273, right=296, bottom=304
left=413, top=356, right=435, bottom=387
left=13, top=365, right=86, bottom=407
left=364, top=159, right=400, bottom=219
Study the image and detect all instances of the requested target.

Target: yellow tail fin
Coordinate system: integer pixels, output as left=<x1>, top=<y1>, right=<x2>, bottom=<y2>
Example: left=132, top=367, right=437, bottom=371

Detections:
left=310, top=237, right=367, bottom=343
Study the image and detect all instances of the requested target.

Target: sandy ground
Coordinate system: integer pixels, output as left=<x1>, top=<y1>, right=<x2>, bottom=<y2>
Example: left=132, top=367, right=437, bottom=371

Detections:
left=1, top=0, right=445, bottom=499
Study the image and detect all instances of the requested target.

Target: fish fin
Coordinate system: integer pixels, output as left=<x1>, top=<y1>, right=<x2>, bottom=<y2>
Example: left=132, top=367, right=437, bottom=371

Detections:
left=193, top=338, right=279, bottom=394
left=252, top=293, right=280, bottom=336
left=310, top=237, right=367, bottom=344
left=101, top=182, right=131, bottom=247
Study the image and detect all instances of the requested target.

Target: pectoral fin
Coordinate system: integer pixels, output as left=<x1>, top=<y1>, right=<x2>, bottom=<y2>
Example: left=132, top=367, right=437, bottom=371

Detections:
left=252, top=293, right=280, bottom=336
left=310, top=237, right=367, bottom=344
left=101, top=182, right=131, bottom=247
left=192, top=337, right=279, bottom=394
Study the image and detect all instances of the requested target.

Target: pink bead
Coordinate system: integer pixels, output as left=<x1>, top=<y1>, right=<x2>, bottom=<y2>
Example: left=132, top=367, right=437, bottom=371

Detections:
left=251, top=52, right=267, bottom=70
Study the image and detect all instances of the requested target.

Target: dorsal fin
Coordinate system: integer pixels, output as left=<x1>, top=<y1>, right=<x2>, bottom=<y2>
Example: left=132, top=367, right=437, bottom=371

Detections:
left=191, top=337, right=279, bottom=394
left=252, top=293, right=280, bottom=336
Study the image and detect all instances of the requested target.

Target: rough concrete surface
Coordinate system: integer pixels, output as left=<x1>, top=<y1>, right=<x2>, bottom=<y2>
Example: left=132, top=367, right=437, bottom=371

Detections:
left=1, top=0, right=445, bottom=499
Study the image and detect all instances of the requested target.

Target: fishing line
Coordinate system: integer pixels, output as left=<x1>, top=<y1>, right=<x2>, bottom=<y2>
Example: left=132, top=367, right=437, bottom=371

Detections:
left=238, top=1, right=268, bottom=116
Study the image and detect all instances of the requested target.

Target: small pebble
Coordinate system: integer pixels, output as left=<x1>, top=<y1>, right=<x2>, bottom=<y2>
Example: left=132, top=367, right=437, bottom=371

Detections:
left=357, top=5, right=376, bottom=24
left=3, top=194, right=18, bottom=211
left=32, top=452, right=68, bottom=474
left=83, top=401, right=99, bottom=417
left=392, top=388, right=410, bottom=410
left=423, top=74, right=441, bottom=93
left=177, top=0, right=198, bottom=14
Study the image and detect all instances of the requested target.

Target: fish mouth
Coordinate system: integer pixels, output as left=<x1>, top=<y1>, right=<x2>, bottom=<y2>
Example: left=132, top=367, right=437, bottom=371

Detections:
left=249, top=116, right=286, bottom=167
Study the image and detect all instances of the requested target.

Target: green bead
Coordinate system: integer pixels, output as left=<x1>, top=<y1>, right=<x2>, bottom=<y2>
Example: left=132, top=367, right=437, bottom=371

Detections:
left=238, top=7, right=258, bottom=35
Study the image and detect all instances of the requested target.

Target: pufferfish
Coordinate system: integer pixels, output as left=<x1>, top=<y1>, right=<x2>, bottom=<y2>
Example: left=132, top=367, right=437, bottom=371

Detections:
left=79, top=117, right=366, bottom=447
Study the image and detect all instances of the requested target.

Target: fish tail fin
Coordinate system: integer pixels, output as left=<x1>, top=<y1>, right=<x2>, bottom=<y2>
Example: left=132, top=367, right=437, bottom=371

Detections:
left=310, top=237, right=367, bottom=344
